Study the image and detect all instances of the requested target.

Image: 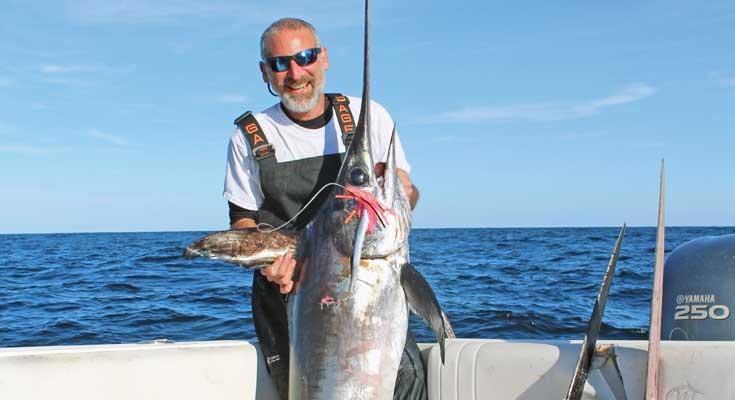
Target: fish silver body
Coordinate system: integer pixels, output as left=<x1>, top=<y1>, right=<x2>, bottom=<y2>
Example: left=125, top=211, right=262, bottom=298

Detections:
left=288, top=183, right=412, bottom=399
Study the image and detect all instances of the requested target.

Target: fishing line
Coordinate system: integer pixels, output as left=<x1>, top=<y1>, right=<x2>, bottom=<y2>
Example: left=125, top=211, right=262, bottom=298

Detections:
left=256, top=182, right=347, bottom=233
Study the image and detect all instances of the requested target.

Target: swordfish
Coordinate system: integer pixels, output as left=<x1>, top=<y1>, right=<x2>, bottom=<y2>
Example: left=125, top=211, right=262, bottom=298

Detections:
left=183, top=1, right=454, bottom=398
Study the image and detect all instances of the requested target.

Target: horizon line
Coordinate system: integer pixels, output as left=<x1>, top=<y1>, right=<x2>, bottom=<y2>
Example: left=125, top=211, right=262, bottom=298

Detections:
left=2, top=225, right=733, bottom=236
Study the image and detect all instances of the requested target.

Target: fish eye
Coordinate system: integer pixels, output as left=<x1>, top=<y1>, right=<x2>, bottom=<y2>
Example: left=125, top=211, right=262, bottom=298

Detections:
left=349, top=168, right=369, bottom=186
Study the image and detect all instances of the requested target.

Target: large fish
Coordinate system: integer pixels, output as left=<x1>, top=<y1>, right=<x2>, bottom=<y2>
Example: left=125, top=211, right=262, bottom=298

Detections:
left=183, top=0, right=453, bottom=398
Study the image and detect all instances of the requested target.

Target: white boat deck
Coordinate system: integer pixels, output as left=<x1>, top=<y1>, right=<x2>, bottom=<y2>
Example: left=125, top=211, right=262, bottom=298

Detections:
left=1, top=339, right=732, bottom=399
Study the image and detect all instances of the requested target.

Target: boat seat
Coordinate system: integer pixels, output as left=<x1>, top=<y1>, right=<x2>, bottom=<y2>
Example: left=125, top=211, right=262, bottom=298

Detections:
left=424, top=339, right=649, bottom=400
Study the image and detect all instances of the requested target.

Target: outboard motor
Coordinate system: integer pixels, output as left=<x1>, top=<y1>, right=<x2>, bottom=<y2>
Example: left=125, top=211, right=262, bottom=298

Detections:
left=662, top=234, right=735, bottom=340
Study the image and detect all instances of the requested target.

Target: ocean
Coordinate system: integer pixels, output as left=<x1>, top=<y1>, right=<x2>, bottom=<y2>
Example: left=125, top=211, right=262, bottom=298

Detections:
left=1, top=227, right=732, bottom=347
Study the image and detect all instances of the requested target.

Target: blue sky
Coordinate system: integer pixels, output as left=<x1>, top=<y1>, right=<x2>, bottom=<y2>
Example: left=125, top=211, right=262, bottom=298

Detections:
left=1, top=0, right=734, bottom=233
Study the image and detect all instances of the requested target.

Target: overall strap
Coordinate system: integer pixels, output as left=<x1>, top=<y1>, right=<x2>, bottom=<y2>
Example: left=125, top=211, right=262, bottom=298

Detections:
left=234, top=111, right=275, bottom=161
left=325, top=93, right=356, bottom=148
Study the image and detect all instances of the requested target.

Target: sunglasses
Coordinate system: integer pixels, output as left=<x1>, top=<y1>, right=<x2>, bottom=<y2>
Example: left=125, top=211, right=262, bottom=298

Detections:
left=265, top=48, right=322, bottom=72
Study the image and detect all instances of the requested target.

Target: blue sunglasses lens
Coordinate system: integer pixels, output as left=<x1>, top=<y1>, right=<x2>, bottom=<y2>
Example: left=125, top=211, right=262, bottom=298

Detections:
left=269, top=58, right=289, bottom=72
left=267, top=48, right=320, bottom=72
left=294, top=48, right=319, bottom=65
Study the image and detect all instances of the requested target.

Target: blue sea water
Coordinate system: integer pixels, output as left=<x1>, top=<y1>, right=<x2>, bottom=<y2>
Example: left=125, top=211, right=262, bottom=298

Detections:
left=1, top=227, right=733, bottom=348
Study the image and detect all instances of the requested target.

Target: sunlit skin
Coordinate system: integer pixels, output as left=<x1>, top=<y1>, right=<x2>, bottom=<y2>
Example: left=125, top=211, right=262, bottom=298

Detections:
left=259, top=27, right=329, bottom=121
left=235, top=27, right=419, bottom=293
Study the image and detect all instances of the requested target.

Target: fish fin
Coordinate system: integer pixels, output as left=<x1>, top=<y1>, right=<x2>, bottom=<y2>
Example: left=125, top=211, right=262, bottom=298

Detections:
left=441, top=310, right=456, bottom=339
left=183, top=228, right=299, bottom=269
left=400, top=263, right=453, bottom=363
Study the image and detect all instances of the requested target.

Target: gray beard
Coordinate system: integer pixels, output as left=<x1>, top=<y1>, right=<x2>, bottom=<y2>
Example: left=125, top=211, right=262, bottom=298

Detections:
left=278, top=78, right=326, bottom=114
left=268, top=69, right=327, bottom=113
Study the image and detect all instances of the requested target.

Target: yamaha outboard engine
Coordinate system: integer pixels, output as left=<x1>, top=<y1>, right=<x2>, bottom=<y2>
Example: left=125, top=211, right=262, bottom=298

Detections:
left=662, top=234, right=735, bottom=340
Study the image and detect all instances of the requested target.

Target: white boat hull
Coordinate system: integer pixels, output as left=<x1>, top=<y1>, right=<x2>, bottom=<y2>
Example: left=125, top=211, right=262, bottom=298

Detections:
left=1, top=339, right=731, bottom=399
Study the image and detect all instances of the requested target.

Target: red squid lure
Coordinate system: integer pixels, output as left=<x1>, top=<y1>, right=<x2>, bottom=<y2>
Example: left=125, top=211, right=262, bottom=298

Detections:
left=336, top=186, right=394, bottom=234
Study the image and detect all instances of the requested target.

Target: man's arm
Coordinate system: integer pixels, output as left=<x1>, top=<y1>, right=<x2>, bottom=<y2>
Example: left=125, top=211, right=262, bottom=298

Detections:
left=375, top=163, right=419, bottom=209
left=225, top=131, right=297, bottom=292
left=397, top=168, right=419, bottom=209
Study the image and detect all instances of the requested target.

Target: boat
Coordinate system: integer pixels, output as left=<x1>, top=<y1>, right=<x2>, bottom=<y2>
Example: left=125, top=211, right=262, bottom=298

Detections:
left=1, top=338, right=731, bottom=399
left=3, top=165, right=732, bottom=399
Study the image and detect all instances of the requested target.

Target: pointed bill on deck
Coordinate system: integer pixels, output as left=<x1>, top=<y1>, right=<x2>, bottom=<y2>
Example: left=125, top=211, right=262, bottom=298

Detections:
left=565, top=224, right=627, bottom=400
left=592, top=344, right=628, bottom=400
left=646, top=160, right=666, bottom=400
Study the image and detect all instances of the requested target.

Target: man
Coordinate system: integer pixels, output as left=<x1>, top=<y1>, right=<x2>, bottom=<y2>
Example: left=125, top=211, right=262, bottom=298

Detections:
left=223, top=18, right=424, bottom=399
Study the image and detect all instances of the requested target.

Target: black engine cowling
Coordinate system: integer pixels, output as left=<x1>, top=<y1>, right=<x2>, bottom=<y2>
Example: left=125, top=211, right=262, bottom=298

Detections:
left=662, top=234, right=735, bottom=340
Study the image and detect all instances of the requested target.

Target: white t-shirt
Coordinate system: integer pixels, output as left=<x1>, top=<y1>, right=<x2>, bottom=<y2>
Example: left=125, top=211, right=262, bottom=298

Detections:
left=223, top=96, right=411, bottom=211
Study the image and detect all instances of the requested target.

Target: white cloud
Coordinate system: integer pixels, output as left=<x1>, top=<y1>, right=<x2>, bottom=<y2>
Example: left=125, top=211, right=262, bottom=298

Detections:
left=40, top=64, right=99, bottom=74
left=588, top=84, right=657, bottom=107
left=217, top=94, right=247, bottom=103
left=39, top=64, right=101, bottom=86
left=88, top=129, right=128, bottom=146
left=433, top=83, right=657, bottom=123
left=709, top=71, right=735, bottom=88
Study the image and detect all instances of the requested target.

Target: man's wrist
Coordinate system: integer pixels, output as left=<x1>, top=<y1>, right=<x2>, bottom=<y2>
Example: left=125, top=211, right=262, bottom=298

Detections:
left=231, top=217, right=257, bottom=229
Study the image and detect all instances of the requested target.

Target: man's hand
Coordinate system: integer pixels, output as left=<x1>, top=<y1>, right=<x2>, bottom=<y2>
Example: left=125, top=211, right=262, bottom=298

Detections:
left=374, top=163, right=419, bottom=209
left=262, top=252, right=296, bottom=294
left=230, top=218, right=296, bottom=294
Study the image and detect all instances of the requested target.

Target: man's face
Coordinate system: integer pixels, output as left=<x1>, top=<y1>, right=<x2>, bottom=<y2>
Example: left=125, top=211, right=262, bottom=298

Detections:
left=260, top=28, right=329, bottom=114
